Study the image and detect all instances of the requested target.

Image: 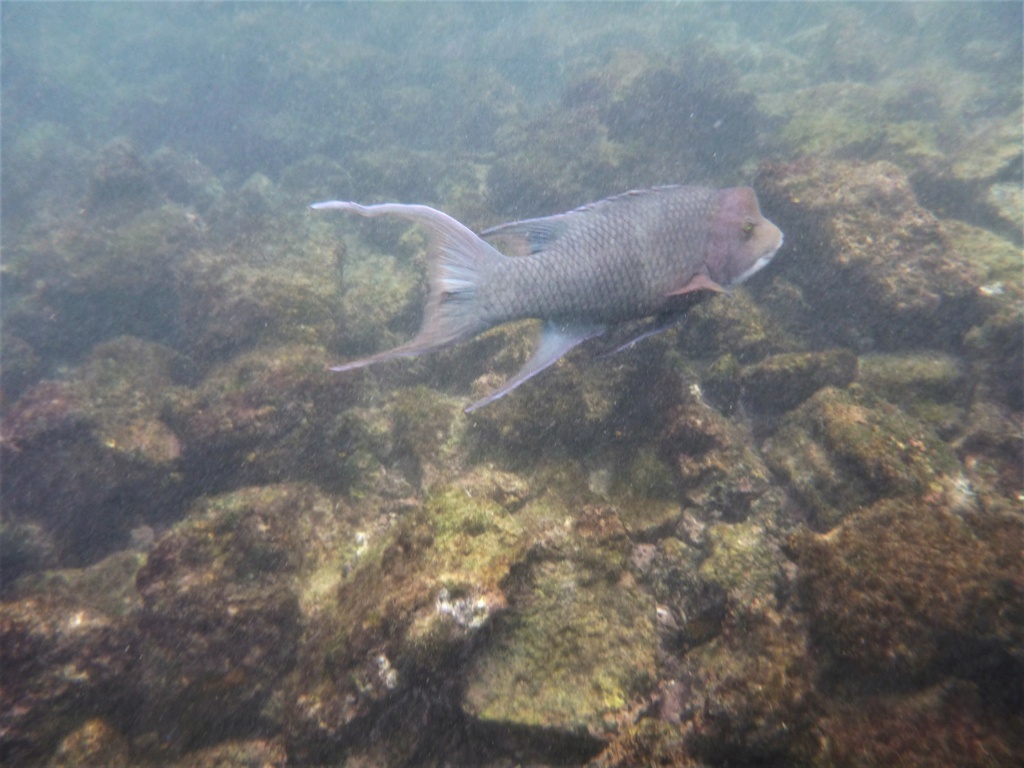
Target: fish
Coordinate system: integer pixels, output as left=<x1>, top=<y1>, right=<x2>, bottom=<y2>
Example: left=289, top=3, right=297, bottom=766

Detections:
left=312, top=185, right=783, bottom=413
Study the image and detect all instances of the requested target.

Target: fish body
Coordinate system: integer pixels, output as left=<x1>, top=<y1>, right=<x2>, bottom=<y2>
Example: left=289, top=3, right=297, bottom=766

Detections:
left=312, top=185, right=782, bottom=412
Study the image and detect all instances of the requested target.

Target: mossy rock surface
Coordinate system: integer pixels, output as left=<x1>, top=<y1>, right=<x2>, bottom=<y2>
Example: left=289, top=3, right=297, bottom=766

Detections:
left=740, top=349, right=858, bottom=412
left=788, top=498, right=1022, bottom=681
left=756, top=158, right=987, bottom=352
left=764, top=386, right=959, bottom=529
left=462, top=554, right=657, bottom=734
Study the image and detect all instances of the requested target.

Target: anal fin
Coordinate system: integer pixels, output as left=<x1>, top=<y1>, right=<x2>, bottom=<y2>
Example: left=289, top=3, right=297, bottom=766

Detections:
left=599, top=313, right=685, bottom=357
left=465, top=322, right=605, bottom=413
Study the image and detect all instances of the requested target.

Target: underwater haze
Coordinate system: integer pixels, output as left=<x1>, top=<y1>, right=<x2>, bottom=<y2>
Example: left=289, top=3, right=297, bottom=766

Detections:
left=2, top=2, right=1022, bottom=766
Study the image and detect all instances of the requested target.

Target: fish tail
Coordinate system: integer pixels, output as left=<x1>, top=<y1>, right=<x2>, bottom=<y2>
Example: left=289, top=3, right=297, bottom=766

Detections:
left=311, top=201, right=504, bottom=371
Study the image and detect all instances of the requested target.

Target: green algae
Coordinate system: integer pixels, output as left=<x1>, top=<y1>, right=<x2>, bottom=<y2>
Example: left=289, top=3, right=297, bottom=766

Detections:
left=339, top=249, right=422, bottom=357
left=858, top=352, right=969, bottom=433
left=765, top=386, right=960, bottom=529
left=788, top=497, right=1021, bottom=681
left=462, top=555, right=657, bottom=733
left=698, top=520, right=780, bottom=607
left=739, top=349, right=858, bottom=412
left=941, top=218, right=1024, bottom=288
left=858, top=352, right=968, bottom=405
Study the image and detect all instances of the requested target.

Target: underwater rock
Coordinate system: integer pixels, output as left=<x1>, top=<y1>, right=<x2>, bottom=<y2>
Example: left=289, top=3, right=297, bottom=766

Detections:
left=787, top=497, right=1023, bottom=683
left=807, top=680, right=1024, bottom=768
left=1, top=337, right=188, bottom=565
left=756, top=158, right=986, bottom=352
left=739, top=349, right=858, bottom=413
left=84, top=137, right=162, bottom=218
left=634, top=535, right=725, bottom=651
left=0, top=573, right=140, bottom=765
left=858, top=351, right=969, bottom=436
left=675, top=607, right=817, bottom=764
left=675, top=288, right=799, bottom=366
left=173, top=226, right=344, bottom=363
left=986, top=181, right=1024, bottom=236
left=0, top=334, right=43, bottom=405
left=7, top=550, right=145, bottom=621
left=45, top=718, right=132, bottom=768
left=859, top=352, right=968, bottom=407
left=0, top=520, right=58, bottom=591
left=1, top=120, right=91, bottom=224
left=279, top=479, right=525, bottom=761
left=912, top=108, right=1024, bottom=240
left=279, top=477, right=660, bottom=760
left=941, top=218, right=1023, bottom=289
left=161, top=739, right=288, bottom=768
left=488, top=106, right=620, bottom=218
left=385, top=386, right=464, bottom=492
left=659, top=394, right=775, bottom=522
left=698, top=519, right=782, bottom=611
left=602, top=52, right=763, bottom=183
left=465, top=320, right=672, bottom=464
left=955, top=399, right=1024, bottom=519
left=462, top=504, right=657, bottom=736
left=3, top=202, right=203, bottom=365
left=149, top=146, right=225, bottom=214
left=131, top=484, right=333, bottom=752
left=964, top=299, right=1024, bottom=411
left=589, top=718, right=695, bottom=768
left=764, top=386, right=959, bottom=529
left=162, top=344, right=361, bottom=493
left=776, top=82, right=892, bottom=160
left=336, top=247, right=423, bottom=362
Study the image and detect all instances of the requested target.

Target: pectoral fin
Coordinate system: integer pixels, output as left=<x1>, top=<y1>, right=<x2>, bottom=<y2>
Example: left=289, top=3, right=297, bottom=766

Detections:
left=599, top=313, right=685, bottom=357
left=464, top=322, right=605, bottom=413
left=666, top=272, right=729, bottom=297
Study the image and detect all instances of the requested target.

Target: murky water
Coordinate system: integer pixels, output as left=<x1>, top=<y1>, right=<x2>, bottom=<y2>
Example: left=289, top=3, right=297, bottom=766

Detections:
left=2, top=3, right=1022, bottom=766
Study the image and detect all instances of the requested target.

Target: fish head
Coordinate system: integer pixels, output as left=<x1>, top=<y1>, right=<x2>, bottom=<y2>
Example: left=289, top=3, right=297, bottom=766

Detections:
left=705, top=187, right=783, bottom=287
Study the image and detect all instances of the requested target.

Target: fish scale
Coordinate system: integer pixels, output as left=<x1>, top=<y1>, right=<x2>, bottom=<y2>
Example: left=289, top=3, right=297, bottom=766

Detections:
left=479, top=186, right=719, bottom=326
left=311, top=184, right=782, bottom=412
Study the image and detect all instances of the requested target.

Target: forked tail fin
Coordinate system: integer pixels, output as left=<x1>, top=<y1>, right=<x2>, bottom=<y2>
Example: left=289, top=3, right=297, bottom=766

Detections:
left=311, top=201, right=506, bottom=371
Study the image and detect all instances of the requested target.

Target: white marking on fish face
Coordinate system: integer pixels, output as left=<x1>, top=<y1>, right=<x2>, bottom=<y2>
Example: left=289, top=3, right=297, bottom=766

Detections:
left=732, top=231, right=783, bottom=285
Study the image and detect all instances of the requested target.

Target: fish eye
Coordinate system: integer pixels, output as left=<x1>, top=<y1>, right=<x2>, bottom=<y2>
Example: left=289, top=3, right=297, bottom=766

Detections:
left=742, top=219, right=756, bottom=237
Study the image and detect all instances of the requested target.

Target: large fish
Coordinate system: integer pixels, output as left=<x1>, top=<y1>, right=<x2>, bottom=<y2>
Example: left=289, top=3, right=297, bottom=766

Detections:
left=312, top=185, right=782, bottom=412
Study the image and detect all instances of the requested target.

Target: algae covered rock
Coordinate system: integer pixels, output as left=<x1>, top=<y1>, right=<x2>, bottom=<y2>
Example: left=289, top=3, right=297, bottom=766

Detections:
left=465, top=320, right=670, bottom=463
left=280, top=476, right=661, bottom=760
left=174, top=228, right=344, bottom=363
left=755, top=158, right=986, bottom=352
left=698, top=519, right=782, bottom=610
left=0, top=566, right=141, bottom=764
left=3, top=202, right=202, bottom=364
left=678, top=607, right=817, bottom=764
left=162, top=344, right=360, bottom=491
left=675, top=288, right=796, bottom=365
left=739, top=348, right=858, bottom=412
left=808, top=680, right=1024, bottom=768
left=659, top=394, right=775, bottom=522
left=280, top=475, right=530, bottom=761
left=45, top=718, right=133, bottom=768
left=1, top=337, right=188, bottom=564
left=463, top=560, right=656, bottom=736
left=764, top=386, right=959, bottom=529
left=131, top=484, right=337, bottom=751
left=964, top=299, right=1024, bottom=411
left=787, top=498, right=1022, bottom=682
left=858, top=351, right=969, bottom=434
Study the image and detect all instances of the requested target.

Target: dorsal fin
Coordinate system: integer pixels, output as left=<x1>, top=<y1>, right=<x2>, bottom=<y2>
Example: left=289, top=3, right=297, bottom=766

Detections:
left=480, top=216, right=568, bottom=254
left=480, top=185, right=687, bottom=254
